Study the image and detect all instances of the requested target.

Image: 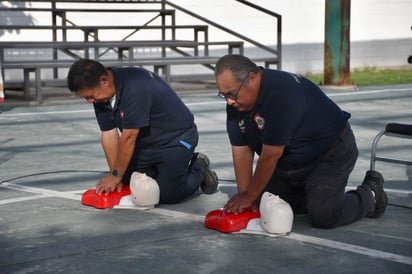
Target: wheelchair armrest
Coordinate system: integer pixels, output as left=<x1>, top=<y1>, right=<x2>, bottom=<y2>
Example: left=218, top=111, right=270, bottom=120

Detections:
left=385, top=123, right=412, bottom=136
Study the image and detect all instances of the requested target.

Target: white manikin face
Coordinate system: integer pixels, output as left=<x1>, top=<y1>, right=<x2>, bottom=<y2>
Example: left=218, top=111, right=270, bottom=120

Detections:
left=130, top=172, right=160, bottom=208
left=259, top=192, right=294, bottom=234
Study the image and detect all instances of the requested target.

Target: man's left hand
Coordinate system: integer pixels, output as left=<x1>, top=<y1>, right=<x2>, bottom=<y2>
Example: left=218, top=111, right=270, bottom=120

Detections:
left=95, top=174, right=123, bottom=195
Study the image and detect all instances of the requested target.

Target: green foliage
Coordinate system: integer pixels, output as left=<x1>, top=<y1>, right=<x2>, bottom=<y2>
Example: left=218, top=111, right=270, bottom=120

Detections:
left=304, top=67, right=412, bottom=86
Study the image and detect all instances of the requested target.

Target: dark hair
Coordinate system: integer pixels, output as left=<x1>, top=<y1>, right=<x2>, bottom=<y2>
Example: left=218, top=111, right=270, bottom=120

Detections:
left=214, top=54, right=259, bottom=82
left=67, top=59, right=108, bottom=92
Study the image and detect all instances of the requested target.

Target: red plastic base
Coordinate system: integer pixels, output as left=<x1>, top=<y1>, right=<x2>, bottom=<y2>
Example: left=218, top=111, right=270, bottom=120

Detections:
left=204, top=209, right=260, bottom=233
left=81, top=185, right=131, bottom=209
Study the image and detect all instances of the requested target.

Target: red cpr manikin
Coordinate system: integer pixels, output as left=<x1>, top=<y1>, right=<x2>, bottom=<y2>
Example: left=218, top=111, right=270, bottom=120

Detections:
left=204, top=208, right=260, bottom=233
left=205, top=192, right=294, bottom=234
left=81, top=185, right=131, bottom=209
left=81, top=172, right=159, bottom=209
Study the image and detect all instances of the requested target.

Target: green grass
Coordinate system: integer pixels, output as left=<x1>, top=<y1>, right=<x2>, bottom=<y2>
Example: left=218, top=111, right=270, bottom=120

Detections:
left=304, top=67, right=412, bottom=86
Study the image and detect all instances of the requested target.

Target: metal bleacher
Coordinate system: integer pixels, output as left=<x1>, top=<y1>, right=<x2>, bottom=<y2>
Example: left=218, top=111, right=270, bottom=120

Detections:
left=0, top=0, right=282, bottom=102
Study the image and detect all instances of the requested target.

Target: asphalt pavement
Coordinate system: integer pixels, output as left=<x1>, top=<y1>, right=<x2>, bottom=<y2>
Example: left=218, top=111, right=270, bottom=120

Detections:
left=0, top=83, right=411, bottom=273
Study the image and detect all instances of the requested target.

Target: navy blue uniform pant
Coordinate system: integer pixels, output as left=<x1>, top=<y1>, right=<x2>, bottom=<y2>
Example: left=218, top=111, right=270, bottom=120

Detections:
left=123, top=125, right=203, bottom=204
left=264, top=123, right=374, bottom=228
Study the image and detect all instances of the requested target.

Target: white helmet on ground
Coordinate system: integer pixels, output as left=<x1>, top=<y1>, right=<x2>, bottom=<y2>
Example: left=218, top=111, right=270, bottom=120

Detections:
left=259, top=191, right=294, bottom=234
left=130, top=172, right=160, bottom=208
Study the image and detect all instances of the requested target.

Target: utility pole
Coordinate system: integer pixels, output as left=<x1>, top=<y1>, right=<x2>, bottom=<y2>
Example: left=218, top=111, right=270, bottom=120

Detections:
left=324, top=0, right=351, bottom=85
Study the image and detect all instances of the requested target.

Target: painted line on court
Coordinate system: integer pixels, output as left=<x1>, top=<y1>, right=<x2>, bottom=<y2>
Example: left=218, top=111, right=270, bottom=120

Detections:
left=149, top=207, right=412, bottom=266
left=327, top=87, right=412, bottom=97
left=287, top=232, right=412, bottom=266
left=0, top=109, right=93, bottom=117
left=0, top=193, right=51, bottom=205
left=1, top=182, right=80, bottom=201
left=1, top=181, right=411, bottom=266
left=2, top=182, right=410, bottom=204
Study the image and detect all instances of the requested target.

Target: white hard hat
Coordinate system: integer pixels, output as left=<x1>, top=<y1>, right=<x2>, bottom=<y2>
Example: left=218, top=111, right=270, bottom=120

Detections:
left=130, top=172, right=160, bottom=208
left=259, top=192, right=294, bottom=234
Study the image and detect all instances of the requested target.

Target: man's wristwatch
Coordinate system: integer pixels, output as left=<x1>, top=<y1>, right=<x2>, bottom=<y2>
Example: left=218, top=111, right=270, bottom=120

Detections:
left=111, top=169, right=123, bottom=178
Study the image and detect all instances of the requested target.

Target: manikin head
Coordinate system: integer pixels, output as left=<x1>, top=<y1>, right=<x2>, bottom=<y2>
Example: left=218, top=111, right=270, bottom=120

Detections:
left=130, top=172, right=160, bottom=208
left=259, top=192, right=294, bottom=234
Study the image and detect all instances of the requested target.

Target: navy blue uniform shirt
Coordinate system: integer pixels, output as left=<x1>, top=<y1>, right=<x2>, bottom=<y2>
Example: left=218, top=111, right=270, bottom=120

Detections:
left=226, top=69, right=350, bottom=169
left=93, top=67, right=195, bottom=150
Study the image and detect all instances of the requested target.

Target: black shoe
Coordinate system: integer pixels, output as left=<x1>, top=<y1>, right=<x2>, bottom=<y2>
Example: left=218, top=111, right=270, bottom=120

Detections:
left=362, top=170, right=388, bottom=218
left=196, top=152, right=218, bottom=194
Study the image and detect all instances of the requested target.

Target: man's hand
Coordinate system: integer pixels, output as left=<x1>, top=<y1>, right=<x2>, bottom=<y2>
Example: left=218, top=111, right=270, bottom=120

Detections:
left=95, top=174, right=123, bottom=195
left=224, top=192, right=255, bottom=214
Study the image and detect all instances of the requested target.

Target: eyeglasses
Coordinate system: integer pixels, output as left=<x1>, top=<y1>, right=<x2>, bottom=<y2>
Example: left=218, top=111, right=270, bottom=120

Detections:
left=217, top=76, right=248, bottom=100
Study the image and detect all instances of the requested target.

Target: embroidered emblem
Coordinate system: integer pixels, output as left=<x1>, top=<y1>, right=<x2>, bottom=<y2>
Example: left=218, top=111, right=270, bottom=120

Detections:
left=253, top=113, right=265, bottom=130
left=238, top=119, right=246, bottom=133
